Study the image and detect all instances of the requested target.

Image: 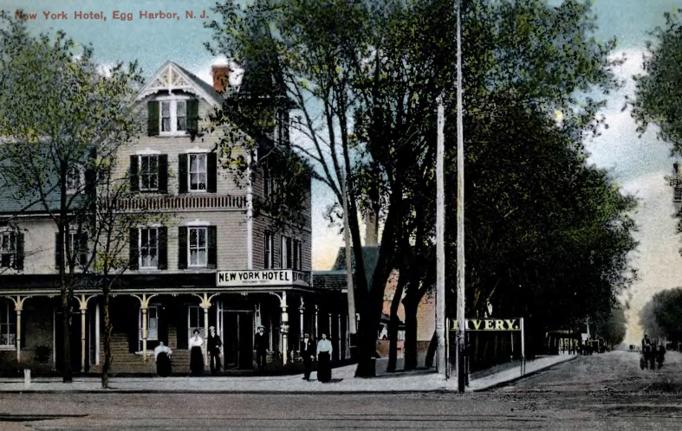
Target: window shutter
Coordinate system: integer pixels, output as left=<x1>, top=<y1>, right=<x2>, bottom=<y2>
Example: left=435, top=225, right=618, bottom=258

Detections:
left=207, top=152, right=217, bottom=193
left=264, top=233, right=270, bottom=270
left=147, top=101, right=159, bottom=136
left=14, top=232, right=24, bottom=271
left=187, top=99, right=199, bottom=133
left=158, top=227, right=168, bottom=270
left=129, top=155, right=139, bottom=192
left=158, top=155, right=168, bottom=194
left=178, top=154, right=188, bottom=193
left=129, top=228, right=139, bottom=270
left=55, top=232, right=63, bottom=270
left=178, top=227, right=188, bottom=269
left=79, top=233, right=88, bottom=267
left=286, top=237, right=292, bottom=269
left=207, top=226, right=217, bottom=269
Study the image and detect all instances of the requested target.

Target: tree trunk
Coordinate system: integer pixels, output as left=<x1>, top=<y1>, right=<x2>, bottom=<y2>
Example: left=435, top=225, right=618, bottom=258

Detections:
left=403, top=297, right=419, bottom=370
left=101, top=284, right=112, bottom=389
left=425, top=330, right=437, bottom=368
left=386, top=276, right=405, bottom=372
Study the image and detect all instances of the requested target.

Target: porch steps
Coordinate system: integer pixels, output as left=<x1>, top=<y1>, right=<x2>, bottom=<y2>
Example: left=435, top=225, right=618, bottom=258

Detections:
left=94, top=333, right=191, bottom=375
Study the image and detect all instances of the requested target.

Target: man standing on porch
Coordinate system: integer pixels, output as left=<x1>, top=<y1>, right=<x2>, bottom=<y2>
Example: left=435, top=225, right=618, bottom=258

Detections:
left=254, top=326, right=268, bottom=372
left=208, top=326, right=222, bottom=375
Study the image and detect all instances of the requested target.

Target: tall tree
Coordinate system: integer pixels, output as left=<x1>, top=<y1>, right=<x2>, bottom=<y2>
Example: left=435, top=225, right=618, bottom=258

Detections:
left=0, top=13, right=141, bottom=382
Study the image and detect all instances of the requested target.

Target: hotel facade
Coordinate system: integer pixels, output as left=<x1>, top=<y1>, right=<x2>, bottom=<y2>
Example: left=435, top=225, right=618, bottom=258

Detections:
left=0, top=61, right=349, bottom=375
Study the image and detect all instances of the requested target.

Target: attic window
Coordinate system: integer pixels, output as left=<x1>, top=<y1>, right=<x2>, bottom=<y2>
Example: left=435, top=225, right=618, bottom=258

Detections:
left=148, top=97, right=198, bottom=136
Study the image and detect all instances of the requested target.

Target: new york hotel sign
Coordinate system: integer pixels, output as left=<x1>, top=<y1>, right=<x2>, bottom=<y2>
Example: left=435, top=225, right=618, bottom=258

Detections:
left=216, top=269, right=311, bottom=288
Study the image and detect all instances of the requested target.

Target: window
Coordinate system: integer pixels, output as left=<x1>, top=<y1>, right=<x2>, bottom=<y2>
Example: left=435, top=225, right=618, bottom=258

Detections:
left=138, top=305, right=159, bottom=348
left=188, top=306, right=202, bottom=342
left=64, top=232, right=88, bottom=266
left=264, top=232, right=274, bottom=269
left=139, top=155, right=159, bottom=191
left=293, top=239, right=302, bottom=271
left=160, top=99, right=188, bottom=134
left=188, top=227, right=208, bottom=267
left=0, top=301, right=16, bottom=349
left=66, top=165, right=83, bottom=194
left=675, top=186, right=682, bottom=203
left=280, top=236, right=292, bottom=269
left=139, top=228, right=159, bottom=269
left=263, top=167, right=276, bottom=199
left=0, top=231, right=16, bottom=268
left=189, top=154, right=207, bottom=192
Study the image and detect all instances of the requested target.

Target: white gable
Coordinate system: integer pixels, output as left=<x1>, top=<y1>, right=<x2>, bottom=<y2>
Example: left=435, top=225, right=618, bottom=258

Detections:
left=136, top=61, right=221, bottom=106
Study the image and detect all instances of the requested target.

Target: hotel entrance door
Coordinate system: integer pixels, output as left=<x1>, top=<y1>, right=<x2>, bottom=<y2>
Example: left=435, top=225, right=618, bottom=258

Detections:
left=223, top=311, right=253, bottom=369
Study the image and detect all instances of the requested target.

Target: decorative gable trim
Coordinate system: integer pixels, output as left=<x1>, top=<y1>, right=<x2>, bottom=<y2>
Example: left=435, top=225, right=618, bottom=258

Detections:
left=136, top=61, right=222, bottom=106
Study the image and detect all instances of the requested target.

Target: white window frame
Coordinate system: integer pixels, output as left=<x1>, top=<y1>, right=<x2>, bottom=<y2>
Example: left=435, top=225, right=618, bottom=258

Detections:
left=188, top=153, right=208, bottom=193
left=188, top=305, right=202, bottom=342
left=0, top=231, right=16, bottom=269
left=138, top=305, right=159, bottom=350
left=139, top=227, right=159, bottom=269
left=188, top=226, right=208, bottom=268
left=66, top=231, right=87, bottom=266
left=281, top=236, right=292, bottom=269
left=138, top=155, right=160, bottom=192
left=293, top=239, right=302, bottom=271
left=66, top=165, right=84, bottom=195
left=158, top=96, right=191, bottom=136
left=0, top=301, right=16, bottom=350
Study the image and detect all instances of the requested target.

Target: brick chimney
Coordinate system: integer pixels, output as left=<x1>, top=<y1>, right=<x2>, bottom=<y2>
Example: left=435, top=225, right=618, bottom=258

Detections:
left=211, top=65, right=231, bottom=93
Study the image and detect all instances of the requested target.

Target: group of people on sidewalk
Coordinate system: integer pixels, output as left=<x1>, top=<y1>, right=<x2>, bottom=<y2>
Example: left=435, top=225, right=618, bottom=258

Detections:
left=152, top=325, right=335, bottom=382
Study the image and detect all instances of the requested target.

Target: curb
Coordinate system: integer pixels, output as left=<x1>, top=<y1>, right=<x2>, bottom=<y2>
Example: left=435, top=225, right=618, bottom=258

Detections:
left=0, top=388, right=449, bottom=395
left=469, top=355, right=578, bottom=392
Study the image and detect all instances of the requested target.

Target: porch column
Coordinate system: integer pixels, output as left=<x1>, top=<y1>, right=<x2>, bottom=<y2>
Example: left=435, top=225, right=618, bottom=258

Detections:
left=11, top=296, right=27, bottom=363
left=77, top=294, right=91, bottom=372
left=345, top=315, right=351, bottom=359
left=299, top=297, right=305, bottom=338
left=337, top=313, right=342, bottom=360
left=95, top=302, right=100, bottom=366
left=15, top=308, right=22, bottom=363
left=278, top=292, right=289, bottom=365
left=328, top=313, right=332, bottom=339
left=195, top=293, right=217, bottom=364
left=141, top=306, right=148, bottom=361
left=314, top=304, right=319, bottom=338
left=134, top=293, right=156, bottom=362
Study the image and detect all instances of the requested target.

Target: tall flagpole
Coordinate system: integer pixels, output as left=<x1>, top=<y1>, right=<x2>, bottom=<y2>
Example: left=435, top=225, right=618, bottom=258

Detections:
left=455, top=0, right=467, bottom=393
left=436, top=96, right=446, bottom=378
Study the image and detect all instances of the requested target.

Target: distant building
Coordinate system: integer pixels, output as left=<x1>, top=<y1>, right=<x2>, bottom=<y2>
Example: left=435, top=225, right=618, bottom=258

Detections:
left=0, top=61, right=348, bottom=374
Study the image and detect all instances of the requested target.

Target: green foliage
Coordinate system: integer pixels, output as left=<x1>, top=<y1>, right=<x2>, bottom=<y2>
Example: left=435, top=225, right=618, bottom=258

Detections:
left=632, top=10, right=682, bottom=154
left=640, top=288, right=682, bottom=343
left=594, top=305, right=626, bottom=347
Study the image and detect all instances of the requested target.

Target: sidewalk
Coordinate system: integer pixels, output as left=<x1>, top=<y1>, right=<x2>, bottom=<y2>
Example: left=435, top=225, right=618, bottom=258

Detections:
left=0, top=354, right=575, bottom=394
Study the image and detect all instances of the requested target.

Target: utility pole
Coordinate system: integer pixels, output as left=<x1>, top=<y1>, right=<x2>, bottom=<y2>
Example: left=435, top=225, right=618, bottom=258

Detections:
left=455, top=0, right=467, bottom=393
left=436, top=96, right=447, bottom=378
left=342, top=174, right=357, bottom=335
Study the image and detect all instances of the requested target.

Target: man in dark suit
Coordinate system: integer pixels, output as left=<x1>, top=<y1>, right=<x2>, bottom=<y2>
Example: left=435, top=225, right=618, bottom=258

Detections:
left=207, top=326, right=222, bottom=375
left=300, top=333, right=315, bottom=381
left=254, top=326, right=268, bottom=372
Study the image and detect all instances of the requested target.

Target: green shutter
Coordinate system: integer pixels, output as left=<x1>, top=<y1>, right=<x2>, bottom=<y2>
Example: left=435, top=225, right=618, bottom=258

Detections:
left=178, top=227, right=188, bottom=269
left=187, top=99, right=199, bottom=133
left=147, top=101, right=159, bottom=136
left=14, top=232, right=24, bottom=271
left=129, top=228, right=139, bottom=270
left=129, top=155, right=139, bottom=192
left=207, top=152, right=217, bottom=193
left=207, top=226, right=217, bottom=269
left=158, top=155, right=168, bottom=194
left=178, top=154, right=188, bottom=193
left=158, top=227, right=168, bottom=270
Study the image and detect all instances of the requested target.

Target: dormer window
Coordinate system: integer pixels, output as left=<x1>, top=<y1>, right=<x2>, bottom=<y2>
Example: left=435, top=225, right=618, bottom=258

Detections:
left=147, top=98, right=198, bottom=137
left=161, top=99, right=186, bottom=133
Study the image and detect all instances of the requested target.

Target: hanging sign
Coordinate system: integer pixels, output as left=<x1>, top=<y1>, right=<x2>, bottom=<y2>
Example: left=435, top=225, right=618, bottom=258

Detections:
left=448, top=318, right=522, bottom=331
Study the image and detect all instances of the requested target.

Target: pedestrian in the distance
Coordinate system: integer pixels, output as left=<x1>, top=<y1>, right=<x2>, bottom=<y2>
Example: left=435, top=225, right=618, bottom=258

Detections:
left=189, top=329, right=204, bottom=376
left=254, top=326, right=268, bottom=372
left=316, top=333, right=333, bottom=383
left=207, top=325, right=222, bottom=375
left=300, top=333, right=315, bottom=381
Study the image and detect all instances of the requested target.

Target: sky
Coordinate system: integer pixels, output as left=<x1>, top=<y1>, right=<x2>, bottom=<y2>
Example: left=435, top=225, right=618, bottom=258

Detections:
left=5, top=0, right=682, bottom=344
